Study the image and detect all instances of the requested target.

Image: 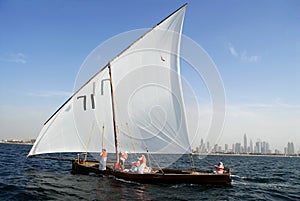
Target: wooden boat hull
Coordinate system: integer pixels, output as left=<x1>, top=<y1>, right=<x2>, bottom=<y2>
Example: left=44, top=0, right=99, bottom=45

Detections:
left=71, top=159, right=113, bottom=175
left=111, top=169, right=231, bottom=185
left=72, top=160, right=231, bottom=185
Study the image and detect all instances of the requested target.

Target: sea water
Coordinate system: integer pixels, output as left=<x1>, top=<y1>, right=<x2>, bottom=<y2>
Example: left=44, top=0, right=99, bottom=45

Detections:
left=0, top=143, right=299, bottom=200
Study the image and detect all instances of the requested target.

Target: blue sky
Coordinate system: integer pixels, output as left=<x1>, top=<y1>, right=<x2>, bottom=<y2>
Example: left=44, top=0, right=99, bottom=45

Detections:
left=1, top=0, right=299, bottom=152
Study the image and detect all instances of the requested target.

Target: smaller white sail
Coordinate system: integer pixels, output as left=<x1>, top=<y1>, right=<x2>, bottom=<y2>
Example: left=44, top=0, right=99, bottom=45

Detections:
left=28, top=66, right=115, bottom=156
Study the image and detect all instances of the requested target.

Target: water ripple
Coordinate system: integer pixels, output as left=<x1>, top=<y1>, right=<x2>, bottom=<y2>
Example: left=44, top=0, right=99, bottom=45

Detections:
left=0, top=144, right=299, bottom=200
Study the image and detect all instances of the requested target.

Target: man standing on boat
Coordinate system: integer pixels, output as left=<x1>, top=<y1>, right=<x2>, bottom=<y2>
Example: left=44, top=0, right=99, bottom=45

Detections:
left=99, top=149, right=107, bottom=170
left=119, top=151, right=128, bottom=171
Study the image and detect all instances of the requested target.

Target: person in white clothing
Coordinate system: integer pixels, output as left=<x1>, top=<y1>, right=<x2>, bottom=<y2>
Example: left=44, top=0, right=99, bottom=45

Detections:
left=215, top=162, right=224, bottom=174
left=137, top=154, right=147, bottom=174
left=99, top=149, right=107, bottom=170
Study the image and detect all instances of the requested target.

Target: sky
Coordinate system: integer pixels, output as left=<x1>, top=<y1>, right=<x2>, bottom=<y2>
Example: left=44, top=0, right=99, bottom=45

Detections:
left=0, top=0, right=299, bottom=152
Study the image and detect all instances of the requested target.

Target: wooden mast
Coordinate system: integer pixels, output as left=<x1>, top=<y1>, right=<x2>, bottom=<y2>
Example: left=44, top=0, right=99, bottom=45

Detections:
left=108, top=63, right=119, bottom=164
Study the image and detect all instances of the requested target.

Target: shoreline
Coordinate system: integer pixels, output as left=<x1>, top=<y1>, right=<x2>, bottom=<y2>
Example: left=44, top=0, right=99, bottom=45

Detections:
left=1, top=142, right=298, bottom=157
left=193, top=152, right=300, bottom=158
left=0, top=141, right=33, bottom=146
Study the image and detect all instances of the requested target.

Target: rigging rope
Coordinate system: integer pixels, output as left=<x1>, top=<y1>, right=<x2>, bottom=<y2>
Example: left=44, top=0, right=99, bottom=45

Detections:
left=101, top=124, right=104, bottom=149
left=120, top=123, right=131, bottom=153
left=147, top=150, right=164, bottom=174
left=113, top=100, right=131, bottom=155
left=202, top=157, right=216, bottom=168
left=189, top=153, right=196, bottom=171
left=124, top=123, right=164, bottom=174
left=84, top=121, right=96, bottom=162
left=126, top=123, right=138, bottom=159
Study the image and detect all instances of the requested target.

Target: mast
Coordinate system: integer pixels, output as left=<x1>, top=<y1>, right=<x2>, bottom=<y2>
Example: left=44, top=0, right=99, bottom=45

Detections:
left=108, top=63, right=119, bottom=163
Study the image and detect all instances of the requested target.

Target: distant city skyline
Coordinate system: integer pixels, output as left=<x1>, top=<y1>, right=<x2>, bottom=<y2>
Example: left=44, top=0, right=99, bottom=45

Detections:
left=195, top=133, right=299, bottom=155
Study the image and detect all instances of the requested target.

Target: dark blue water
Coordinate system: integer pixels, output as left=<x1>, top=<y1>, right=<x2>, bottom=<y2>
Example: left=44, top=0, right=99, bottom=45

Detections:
left=0, top=143, right=299, bottom=200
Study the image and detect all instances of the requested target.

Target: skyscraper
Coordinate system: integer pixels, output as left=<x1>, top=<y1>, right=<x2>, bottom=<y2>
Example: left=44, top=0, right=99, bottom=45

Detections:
left=287, top=142, right=295, bottom=155
left=225, top=144, right=229, bottom=153
left=235, top=143, right=241, bottom=153
left=199, top=138, right=205, bottom=152
left=250, top=139, right=253, bottom=153
left=244, top=133, right=247, bottom=153
left=255, top=141, right=261, bottom=154
left=207, top=141, right=210, bottom=152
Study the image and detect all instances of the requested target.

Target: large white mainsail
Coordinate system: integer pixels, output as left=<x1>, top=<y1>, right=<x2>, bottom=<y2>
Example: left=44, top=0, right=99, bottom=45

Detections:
left=28, top=4, right=190, bottom=157
left=111, top=5, right=190, bottom=154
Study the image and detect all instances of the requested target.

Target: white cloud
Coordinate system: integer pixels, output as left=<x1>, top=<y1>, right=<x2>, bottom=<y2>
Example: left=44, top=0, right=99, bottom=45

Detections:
left=228, top=43, right=238, bottom=57
left=228, top=43, right=260, bottom=62
left=241, top=51, right=259, bottom=62
left=0, top=53, right=28, bottom=64
left=27, top=90, right=72, bottom=98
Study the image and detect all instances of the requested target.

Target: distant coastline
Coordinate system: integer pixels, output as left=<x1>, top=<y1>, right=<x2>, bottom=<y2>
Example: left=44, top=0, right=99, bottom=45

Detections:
left=192, top=152, right=300, bottom=158
left=0, top=139, right=34, bottom=145
left=1, top=140, right=299, bottom=157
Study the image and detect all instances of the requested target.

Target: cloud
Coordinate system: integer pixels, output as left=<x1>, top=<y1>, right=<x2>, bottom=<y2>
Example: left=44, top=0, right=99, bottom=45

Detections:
left=240, top=51, right=259, bottom=62
left=228, top=43, right=238, bottom=57
left=228, top=43, right=260, bottom=62
left=0, top=53, right=28, bottom=64
left=27, top=90, right=72, bottom=98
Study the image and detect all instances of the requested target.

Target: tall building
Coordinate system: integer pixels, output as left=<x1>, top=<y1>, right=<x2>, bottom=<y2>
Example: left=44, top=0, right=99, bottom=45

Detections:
left=244, top=133, right=247, bottom=153
left=206, top=142, right=210, bottom=152
left=261, top=141, right=270, bottom=154
left=249, top=139, right=253, bottom=153
left=261, top=141, right=266, bottom=154
left=235, top=143, right=241, bottom=153
left=199, top=138, right=205, bottom=152
left=287, top=142, right=295, bottom=155
left=255, top=141, right=261, bottom=154
left=265, top=142, right=271, bottom=153
left=225, top=144, right=229, bottom=153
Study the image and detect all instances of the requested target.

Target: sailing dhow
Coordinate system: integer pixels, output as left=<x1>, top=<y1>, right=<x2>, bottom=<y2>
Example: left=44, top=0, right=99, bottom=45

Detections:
left=28, top=3, right=231, bottom=185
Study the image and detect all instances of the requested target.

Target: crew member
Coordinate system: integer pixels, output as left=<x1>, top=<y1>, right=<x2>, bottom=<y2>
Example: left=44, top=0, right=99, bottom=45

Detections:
left=119, top=151, right=128, bottom=171
left=215, top=161, right=225, bottom=174
left=137, top=154, right=147, bottom=174
left=130, top=160, right=140, bottom=172
left=99, top=149, right=107, bottom=170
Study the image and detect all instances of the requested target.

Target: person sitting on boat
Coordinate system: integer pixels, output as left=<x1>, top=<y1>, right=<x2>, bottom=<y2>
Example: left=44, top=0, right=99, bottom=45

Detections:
left=99, top=148, right=107, bottom=170
left=130, top=160, right=140, bottom=172
left=215, top=161, right=225, bottom=174
left=137, top=154, right=147, bottom=174
left=119, top=151, right=128, bottom=171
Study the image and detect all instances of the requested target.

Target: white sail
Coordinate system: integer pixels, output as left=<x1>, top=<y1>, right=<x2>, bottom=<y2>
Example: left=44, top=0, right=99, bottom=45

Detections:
left=111, top=5, right=190, bottom=154
left=28, top=67, right=115, bottom=155
left=28, top=4, right=190, bottom=156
